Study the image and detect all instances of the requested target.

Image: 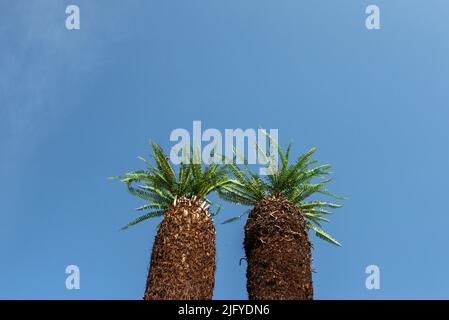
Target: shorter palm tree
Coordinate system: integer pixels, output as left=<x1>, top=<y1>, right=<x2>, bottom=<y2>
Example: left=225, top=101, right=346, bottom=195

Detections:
left=220, top=141, right=345, bottom=300
left=112, top=142, right=232, bottom=300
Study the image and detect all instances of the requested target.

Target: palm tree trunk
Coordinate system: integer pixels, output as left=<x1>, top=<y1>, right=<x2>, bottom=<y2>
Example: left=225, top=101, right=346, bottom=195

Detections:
left=144, top=197, right=216, bottom=300
left=244, top=194, right=313, bottom=300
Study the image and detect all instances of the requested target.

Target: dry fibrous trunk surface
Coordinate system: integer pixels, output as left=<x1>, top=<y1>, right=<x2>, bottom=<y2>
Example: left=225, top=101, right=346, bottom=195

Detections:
left=244, top=194, right=313, bottom=300
left=144, top=197, right=216, bottom=300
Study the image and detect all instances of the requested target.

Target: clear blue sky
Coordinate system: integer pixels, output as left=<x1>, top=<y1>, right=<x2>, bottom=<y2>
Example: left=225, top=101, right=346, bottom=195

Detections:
left=1, top=1, right=449, bottom=299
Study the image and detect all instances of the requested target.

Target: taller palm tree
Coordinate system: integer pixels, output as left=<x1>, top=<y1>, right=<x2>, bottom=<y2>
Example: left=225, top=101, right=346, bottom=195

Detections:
left=220, top=142, right=345, bottom=300
left=112, top=142, right=231, bottom=300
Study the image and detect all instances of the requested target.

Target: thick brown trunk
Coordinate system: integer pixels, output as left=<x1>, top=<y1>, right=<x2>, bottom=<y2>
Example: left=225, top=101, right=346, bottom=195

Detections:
left=244, top=195, right=313, bottom=300
left=143, top=197, right=216, bottom=300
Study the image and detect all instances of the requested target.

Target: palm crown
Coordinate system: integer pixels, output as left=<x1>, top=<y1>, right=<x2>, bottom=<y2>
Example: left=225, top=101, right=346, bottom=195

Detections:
left=111, top=142, right=232, bottom=230
left=219, top=141, right=346, bottom=246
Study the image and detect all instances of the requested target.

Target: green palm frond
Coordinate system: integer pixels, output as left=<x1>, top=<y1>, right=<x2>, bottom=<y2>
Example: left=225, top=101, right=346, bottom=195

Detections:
left=111, top=142, right=232, bottom=230
left=306, top=221, right=341, bottom=246
left=120, top=211, right=165, bottom=231
left=219, top=136, right=345, bottom=246
left=221, top=209, right=251, bottom=224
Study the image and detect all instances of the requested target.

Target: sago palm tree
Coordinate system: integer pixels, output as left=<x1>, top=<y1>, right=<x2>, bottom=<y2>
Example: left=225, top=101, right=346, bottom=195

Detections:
left=112, top=142, right=231, bottom=300
left=219, top=141, right=345, bottom=300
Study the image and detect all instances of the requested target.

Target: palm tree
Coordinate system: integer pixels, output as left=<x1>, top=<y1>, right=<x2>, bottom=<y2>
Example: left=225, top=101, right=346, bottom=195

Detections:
left=112, top=142, right=232, bottom=300
left=219, top=142, right=345, bottom=300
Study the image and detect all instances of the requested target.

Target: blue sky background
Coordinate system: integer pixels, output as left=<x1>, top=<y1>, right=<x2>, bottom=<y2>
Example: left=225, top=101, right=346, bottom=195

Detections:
left=1, top=0, right=449, bottom=299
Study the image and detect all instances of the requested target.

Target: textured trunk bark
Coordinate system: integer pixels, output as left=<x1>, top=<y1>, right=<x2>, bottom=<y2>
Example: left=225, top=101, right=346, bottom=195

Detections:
left=244, top=195, right=313, bottom=300
left=143, top=197, right=216, bottom=300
